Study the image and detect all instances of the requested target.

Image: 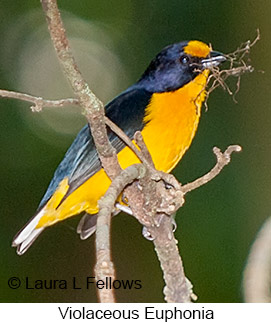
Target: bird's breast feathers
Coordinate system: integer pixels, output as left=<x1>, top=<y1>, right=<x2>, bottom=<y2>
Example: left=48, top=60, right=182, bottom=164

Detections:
left=142, top=70, right=209, bottom=172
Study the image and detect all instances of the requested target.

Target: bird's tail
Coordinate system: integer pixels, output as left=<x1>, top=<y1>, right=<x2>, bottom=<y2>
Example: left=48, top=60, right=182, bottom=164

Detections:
left=13, top=200, right=129, bottom=254
left=12, top=208, right=46, bottom=255
left=77, top=213, right=98, bottom=240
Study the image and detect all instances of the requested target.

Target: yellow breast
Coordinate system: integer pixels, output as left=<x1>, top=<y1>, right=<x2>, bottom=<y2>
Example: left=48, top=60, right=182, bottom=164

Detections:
left=141, top=70, right=209, bottom=172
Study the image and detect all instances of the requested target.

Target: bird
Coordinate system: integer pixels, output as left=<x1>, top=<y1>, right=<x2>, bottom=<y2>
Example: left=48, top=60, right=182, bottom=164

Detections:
left=12, top=40, right=225, bottom=255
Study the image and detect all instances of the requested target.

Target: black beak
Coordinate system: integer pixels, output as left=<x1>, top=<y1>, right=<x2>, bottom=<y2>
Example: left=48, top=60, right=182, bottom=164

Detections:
left=202, top=51, right=226, bottom=69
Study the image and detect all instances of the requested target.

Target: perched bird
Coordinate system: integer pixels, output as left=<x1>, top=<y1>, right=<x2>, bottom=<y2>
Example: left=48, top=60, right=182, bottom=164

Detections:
left=13, top=40, right=225, bottom=255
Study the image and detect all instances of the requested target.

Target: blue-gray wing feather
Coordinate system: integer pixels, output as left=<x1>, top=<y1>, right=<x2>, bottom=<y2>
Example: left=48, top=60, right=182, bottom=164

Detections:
left=38, top=87, right=151, bottom=209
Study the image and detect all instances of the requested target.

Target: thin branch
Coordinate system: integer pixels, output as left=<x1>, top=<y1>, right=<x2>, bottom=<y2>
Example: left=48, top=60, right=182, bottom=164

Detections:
left=182, top=145, right=242, bottom=194
left=0, top=89, right=78, bottom=111
left=105, top=117, right=154, bottom=169
left=134, top=131, right=155, bottom=168
left=203, top=29, right=259, bottom=109
left=243, top=216, right=271, bottom=302
left=95, top=164, right=146, bottom=303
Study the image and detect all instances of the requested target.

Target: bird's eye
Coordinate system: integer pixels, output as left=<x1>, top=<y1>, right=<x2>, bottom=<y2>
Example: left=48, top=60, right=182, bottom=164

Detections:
left=180, top=55, right=190, bottom=65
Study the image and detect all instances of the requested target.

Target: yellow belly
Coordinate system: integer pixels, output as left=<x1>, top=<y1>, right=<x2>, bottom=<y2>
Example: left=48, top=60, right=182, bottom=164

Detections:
left=37, top=71, right=208, bottom=228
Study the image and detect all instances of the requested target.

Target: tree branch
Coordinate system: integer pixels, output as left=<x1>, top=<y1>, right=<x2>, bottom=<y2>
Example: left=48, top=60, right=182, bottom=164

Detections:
left=95, top=164, right=146, bottom=302
left=0, top=89, right=78, bottom=111
left=151, top=215, right=191, bottom=302
left=104, top=118, right=154, bottom=168
left=182, top=145, right=242, bottom=194
left=243, top=216, right=271, bottom=302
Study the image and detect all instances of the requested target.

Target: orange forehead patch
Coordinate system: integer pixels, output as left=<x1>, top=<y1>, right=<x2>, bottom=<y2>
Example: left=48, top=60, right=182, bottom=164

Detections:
left=184, top=40, right=211, bottom=58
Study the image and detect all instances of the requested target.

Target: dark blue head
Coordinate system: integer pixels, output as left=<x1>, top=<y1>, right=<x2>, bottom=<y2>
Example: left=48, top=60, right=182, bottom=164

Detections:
left=136, top=40, right=225, bottom=93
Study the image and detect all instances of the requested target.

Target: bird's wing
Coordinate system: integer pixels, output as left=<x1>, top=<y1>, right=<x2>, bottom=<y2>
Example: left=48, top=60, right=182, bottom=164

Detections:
left=38, top=87, right=151, bottom=210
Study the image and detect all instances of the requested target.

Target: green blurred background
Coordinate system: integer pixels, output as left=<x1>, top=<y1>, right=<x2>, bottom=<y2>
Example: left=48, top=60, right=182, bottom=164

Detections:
left=0, top=0, right=270, bottom=302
